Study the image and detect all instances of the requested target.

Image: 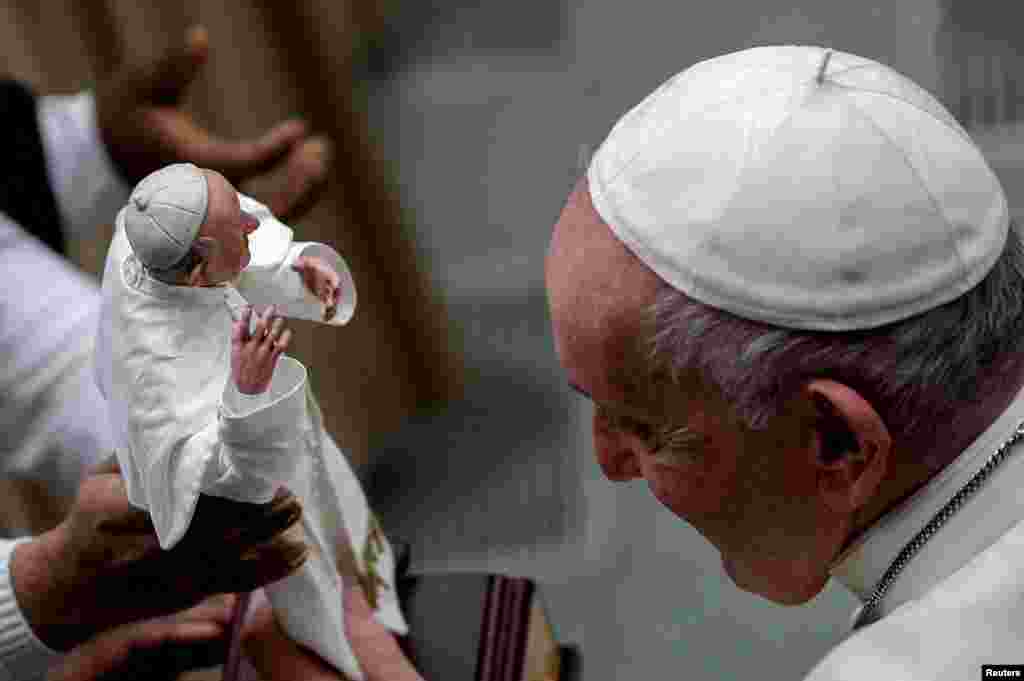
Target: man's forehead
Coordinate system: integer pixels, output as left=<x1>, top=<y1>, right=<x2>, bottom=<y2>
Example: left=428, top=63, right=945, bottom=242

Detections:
left=550, top=182, right=663, bottom=326
left=549, top=178, right=673, bottom=406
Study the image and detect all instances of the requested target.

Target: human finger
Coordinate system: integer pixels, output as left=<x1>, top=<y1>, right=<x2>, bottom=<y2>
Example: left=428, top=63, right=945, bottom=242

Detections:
left=265, top=316, right=286, bottom=345
left=209, top=521, right=309, bottom=595
left=187, top=488, right=303, bottom=548
left=258, top=308, right=281, bottom=352
left=78, top=472, right=157, bottom=535
left=253, top=305, right=274, bottom=342
left=236, top=494, right=304, bottom=549
left=181, top=119, right=308, bottom=186
left=47, top=602, right=231, bottom=681
left=242, top=136, right=333, bottom=222
left=233, top=305, right=253, bottom=345
left=176, top=530, right=307, bottom=597
left=47, top=624, right=224, bottom=681
left=273, top=329, right=292, bottom=355
left=183, top=593, right=238, bottom=624
left=238, top=588, right=271, bottom=638
left=225, top=543, right=308, bottom=593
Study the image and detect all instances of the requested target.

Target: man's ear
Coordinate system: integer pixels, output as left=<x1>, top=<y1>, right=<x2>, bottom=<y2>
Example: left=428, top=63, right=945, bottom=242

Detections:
left=186, top=262, right=205, bottom=287
left=804, top=379, right=891, bottom=514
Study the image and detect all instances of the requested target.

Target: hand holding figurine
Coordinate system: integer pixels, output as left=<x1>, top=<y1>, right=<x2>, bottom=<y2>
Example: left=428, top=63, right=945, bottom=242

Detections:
left=46, top=597, right=235, bottom=681
left=232, top=305, right=292, bottom=394
left=292, top=255, right=341, bottom=321
left=11, top=459, right=306, bottom=653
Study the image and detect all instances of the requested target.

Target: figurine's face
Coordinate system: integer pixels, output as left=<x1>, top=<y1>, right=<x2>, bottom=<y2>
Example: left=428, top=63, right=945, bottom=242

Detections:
left=197, top=170, right=260, bottom=284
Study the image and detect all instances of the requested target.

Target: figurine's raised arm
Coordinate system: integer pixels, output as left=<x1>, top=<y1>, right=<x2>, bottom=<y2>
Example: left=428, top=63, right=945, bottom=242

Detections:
left=233, top=193, right=357, bottom=326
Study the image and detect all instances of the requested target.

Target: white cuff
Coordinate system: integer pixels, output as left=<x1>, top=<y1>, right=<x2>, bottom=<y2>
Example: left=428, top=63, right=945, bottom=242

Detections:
left=231, top=387, right=272, bottom=411
left=236, top=241, right=357, bottom=327
left=0, top=539, right=62, bottom=681
left=37, top=91, right=131, bottom=242
left=204, top=357, right=310, bottom=503
left=234, top=194, right=357, bottom=326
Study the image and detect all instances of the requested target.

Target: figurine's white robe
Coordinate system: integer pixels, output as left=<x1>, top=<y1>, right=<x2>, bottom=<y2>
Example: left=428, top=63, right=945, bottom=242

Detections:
left=93, top=194, right=407, bottom=680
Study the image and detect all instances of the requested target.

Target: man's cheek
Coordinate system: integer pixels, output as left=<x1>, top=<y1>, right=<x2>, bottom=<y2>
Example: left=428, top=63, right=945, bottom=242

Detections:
left=649, top=461, right=734, bottom=517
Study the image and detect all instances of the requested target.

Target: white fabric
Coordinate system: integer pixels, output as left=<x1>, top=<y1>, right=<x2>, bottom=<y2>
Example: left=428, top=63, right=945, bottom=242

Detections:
left=0, top=213, right=114, bottom=503
left=0, top=539, right=62, bottom=681
left=236, top=194, right=356, bottom=325
left=36, top=91, right=131, bottom=242
left=806, top=384, right=1024, bottom=679
left=122, top=163, right=208, bottom=270
left=94, top=198, right=404, bottom=680
left=588, top=45, right=1009, bottom=331
left=0, top=91, right=128, bottom=508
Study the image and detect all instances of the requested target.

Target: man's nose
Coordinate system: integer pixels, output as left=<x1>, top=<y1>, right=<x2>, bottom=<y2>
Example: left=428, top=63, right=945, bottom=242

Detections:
left=592, top=413, right=642, bottom=481
left=241, top=211, right=260, bottom=233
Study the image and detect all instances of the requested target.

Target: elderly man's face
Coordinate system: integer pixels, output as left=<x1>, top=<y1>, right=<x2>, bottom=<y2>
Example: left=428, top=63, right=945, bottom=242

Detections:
left=199, top=170, right=261, bottom=283
left=545, top=180, right=842, bottom=605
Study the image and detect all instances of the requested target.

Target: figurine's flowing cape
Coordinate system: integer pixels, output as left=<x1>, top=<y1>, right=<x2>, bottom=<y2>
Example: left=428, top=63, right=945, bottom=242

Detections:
left=93, top=194, right=406, bottom=680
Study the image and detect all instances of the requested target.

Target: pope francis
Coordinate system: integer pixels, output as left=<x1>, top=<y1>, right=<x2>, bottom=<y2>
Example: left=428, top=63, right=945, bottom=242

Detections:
left=93, top=162, right=407, bottom=680
left=546, top=45, right=1024, bottom=680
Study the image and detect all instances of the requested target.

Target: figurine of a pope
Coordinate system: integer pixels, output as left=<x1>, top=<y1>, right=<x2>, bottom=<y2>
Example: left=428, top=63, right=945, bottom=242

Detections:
left=93, top=162, right=407, bottom=680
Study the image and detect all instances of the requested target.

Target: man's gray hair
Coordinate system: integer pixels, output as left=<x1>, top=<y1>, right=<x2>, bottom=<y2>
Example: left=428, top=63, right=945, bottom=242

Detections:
left=645, top=222, right=1024, bottom=469
left=145, top=244, right=205, bottom=285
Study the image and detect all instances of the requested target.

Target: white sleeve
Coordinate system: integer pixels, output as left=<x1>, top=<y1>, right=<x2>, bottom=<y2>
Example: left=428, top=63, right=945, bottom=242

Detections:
left=234, top=241, right=358, bottom=326
left=0, top=539, right=61, bottom=681
left=129, top=357, right=308, bottom=550
left=233, top=194, right=357, bottom=326
left=36, top=92, right=131, bottom=242
left=201, top=356, right=310, bottom=506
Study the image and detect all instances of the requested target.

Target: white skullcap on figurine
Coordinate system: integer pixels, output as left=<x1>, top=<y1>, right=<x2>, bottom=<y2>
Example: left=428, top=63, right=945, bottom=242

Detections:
left=122, top=163, right=208, bottom=270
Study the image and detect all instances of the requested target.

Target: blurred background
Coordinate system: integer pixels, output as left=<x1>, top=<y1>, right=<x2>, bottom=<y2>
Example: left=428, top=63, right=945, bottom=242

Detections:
left=2, top=1, right=1022, bottom=679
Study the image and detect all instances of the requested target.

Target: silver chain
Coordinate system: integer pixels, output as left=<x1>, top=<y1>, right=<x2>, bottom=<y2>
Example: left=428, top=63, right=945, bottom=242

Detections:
left=860, top=418, right=1024, bottom=617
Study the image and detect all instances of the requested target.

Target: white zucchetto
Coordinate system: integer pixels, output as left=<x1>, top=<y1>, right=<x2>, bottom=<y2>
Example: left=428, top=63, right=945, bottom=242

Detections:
left=121, top=163, right=208, bottom=271
left=588, top=45, right=1009, bottom=331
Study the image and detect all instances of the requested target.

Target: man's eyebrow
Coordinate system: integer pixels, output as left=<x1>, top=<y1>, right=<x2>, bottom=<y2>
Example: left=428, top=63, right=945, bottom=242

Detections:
left=568, top=383, right=653, bottom=420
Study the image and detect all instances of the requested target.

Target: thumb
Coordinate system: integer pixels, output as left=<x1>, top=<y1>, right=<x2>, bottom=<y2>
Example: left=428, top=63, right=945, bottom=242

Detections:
left=131, top=25, right=210, bottom=108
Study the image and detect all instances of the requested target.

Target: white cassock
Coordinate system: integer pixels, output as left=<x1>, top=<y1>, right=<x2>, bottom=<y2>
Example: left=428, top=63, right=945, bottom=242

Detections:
left=806, top=383, right=1024, bottom=680
left=93, top=194, right=408, bottom=681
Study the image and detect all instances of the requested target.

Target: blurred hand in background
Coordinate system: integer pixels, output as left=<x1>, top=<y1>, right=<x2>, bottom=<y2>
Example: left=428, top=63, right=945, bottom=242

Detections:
left=96, top=24, right=333, bottom=223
